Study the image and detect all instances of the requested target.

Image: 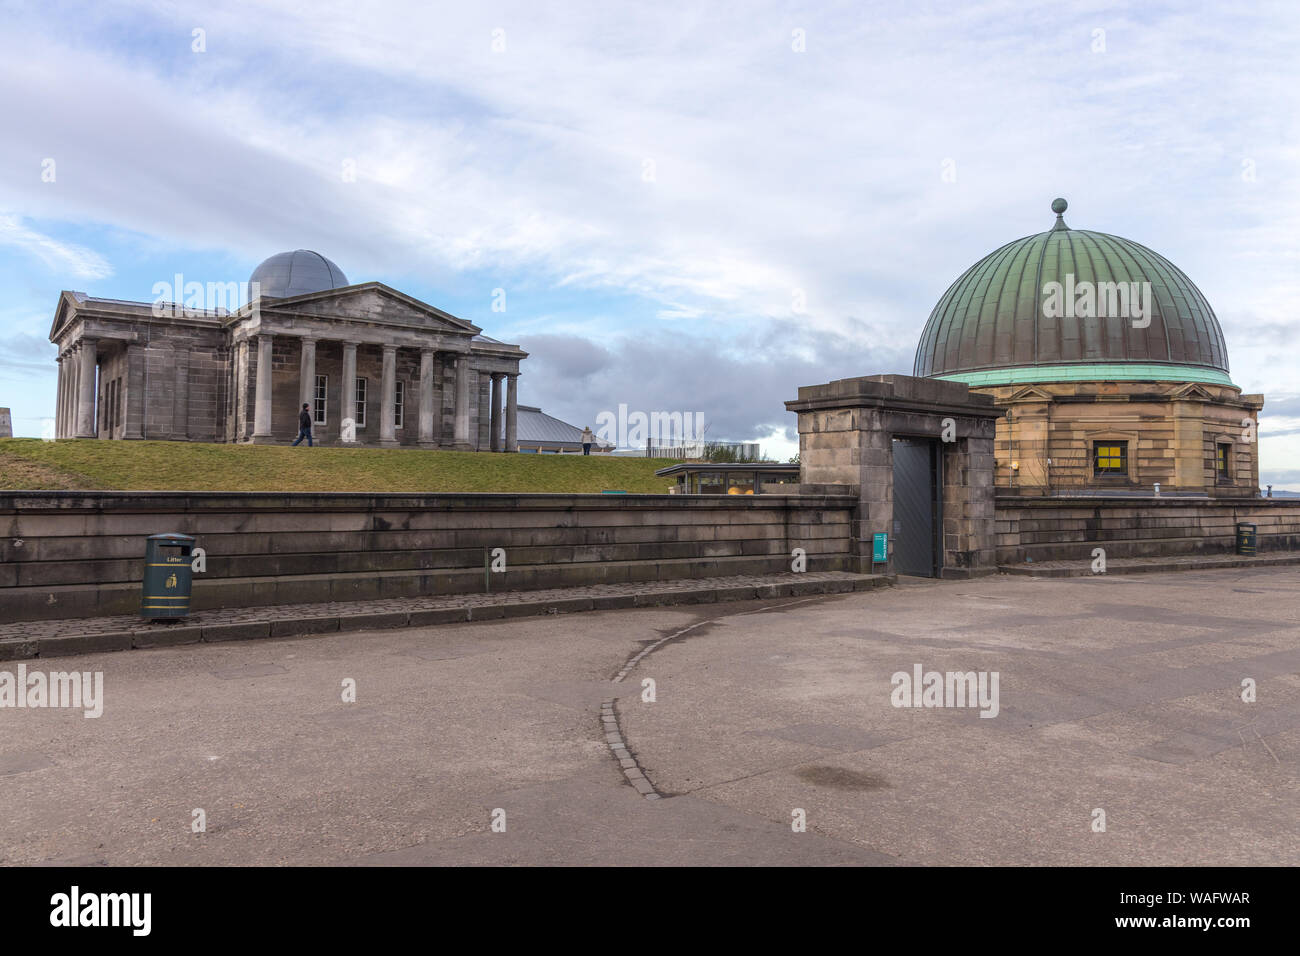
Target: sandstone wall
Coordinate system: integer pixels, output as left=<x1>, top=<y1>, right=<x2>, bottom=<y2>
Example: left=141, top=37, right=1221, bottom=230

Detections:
left=0, top=492, right=857, bottom=621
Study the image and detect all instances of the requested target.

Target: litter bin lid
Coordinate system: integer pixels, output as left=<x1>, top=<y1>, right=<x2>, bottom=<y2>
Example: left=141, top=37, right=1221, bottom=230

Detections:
left=147, top=532, right=195, bottom=542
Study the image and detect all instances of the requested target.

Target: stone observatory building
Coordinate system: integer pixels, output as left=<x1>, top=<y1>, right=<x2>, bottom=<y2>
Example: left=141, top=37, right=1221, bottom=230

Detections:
left=913, top=200, right=1262, bottom=498
left=47, top=250, right=527, bottom=449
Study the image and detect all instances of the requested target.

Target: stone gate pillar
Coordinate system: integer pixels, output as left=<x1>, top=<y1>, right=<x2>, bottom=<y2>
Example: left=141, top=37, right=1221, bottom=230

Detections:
left=785, top=374, right=1003, bottom=578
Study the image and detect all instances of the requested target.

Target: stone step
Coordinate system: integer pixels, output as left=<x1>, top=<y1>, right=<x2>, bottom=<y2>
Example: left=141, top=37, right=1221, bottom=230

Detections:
left=0, top=553, right=859, bottom=622
left=0, top=571, right=893, bottom=661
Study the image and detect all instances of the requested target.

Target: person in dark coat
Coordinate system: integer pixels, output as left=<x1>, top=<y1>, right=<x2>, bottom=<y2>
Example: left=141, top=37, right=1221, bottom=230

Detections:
left=292, top=403, right=314, bottom=446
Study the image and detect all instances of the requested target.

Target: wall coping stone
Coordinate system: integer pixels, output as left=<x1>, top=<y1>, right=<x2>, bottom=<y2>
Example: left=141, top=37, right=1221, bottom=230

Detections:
left=0, top=491, right=861, bottom=514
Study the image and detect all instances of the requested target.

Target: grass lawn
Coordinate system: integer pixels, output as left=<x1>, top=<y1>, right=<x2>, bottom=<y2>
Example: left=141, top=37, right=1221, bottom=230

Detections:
left=0, top=439, right=681, bottom=494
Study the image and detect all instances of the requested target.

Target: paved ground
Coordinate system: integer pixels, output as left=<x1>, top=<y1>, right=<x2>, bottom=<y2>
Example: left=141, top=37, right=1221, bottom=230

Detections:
left=1, top=566, right=1297, bottom=866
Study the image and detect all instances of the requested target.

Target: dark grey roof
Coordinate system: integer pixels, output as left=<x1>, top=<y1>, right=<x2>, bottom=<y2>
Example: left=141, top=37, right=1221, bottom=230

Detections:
left=654, top=463, right=798, bottom=476
left=249, top=250, right=348, bottom=298
left=511, top=405, right=606, bottom=447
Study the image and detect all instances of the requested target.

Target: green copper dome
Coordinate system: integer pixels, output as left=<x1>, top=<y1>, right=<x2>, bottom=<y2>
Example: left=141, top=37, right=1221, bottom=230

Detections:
left=914, top=199, right=1232, bottom=386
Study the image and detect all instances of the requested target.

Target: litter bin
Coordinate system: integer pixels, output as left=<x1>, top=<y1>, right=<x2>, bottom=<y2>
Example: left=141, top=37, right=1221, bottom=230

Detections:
left=1236, top=522, right=1257, bottom=556
left=141, top=533, right=196, bottom=619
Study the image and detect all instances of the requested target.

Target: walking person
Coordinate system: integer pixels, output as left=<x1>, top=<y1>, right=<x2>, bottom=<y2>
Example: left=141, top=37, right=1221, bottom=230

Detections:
left=581, top=426, right=593, bottom=456
left=292, top=403, right=314, bottom=447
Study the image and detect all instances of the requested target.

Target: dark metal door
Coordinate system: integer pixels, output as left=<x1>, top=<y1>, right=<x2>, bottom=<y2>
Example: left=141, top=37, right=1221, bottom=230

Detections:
left=892, top=438, right=940, bottom=577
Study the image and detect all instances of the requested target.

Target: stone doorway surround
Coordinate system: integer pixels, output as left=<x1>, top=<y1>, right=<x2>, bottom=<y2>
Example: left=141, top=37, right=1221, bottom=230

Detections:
left=786, top=374, right=1004, bottom=578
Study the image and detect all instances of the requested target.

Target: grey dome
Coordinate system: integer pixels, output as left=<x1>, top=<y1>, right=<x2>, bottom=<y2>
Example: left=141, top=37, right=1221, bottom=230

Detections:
left=249, top=250, right=348, bottom=298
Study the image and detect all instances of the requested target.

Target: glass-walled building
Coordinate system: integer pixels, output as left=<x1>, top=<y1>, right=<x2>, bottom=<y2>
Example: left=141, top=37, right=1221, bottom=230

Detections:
left=655, top=463, right=800, bottom=494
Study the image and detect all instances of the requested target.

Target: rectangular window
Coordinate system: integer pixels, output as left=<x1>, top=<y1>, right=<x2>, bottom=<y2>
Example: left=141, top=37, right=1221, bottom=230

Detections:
left=695, top=471, right=725, bottom=494
left=314, top=374, right=327, bottom=426
left=725, top=473, right=756, bottom=495
left=1093, top=441, right=1127, bottom=475
left=394, top=381, right=405, bottom=428
left=1217, top=442, right=1231, bottom=478
left=115, top=378, right=123, bottom=432
left=757, top=474, right=799, bottom=494
left=354, top=378, right=367, bottom=428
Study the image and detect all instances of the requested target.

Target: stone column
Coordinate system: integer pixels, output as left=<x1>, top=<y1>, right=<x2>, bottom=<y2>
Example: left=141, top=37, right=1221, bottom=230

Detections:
left=505, top=373, right=519, bottom=452
left=54, top=356, right=65, bottom=437
left=489, top=373, right=503, bottom=452
left=54, top=355, right=64, bottom=438
left=340, top=342, right=357, bottom=442
left=379, top=345, right=398, bottom=446
left=75, top=339, right=98, bottom=438
left=65, top=348, right=79, bottom=438
left=453, top=356, right=472, bottom=450
left=418, top=348, right=436, bottom=446
left=299, top=337, right=317, bottom=415
left=252, top=334, right=273, bottom=441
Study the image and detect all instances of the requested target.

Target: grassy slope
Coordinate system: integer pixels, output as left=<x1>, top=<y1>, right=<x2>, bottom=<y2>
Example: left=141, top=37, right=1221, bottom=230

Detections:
left=0, top=439, right=679, bottom=493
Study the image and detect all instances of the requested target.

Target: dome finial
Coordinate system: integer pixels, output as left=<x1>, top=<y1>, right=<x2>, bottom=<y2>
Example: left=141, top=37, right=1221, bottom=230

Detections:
left=1050, top=197, right=1069, bottom=231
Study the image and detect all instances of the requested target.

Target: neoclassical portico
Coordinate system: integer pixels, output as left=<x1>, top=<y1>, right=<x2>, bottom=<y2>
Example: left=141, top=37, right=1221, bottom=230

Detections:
left=48, top=250, right=527, bottom=449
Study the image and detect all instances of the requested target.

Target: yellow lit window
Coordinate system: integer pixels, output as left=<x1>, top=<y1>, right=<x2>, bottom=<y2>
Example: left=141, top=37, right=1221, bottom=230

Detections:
left=1094, top=442, right=1127, bottom=475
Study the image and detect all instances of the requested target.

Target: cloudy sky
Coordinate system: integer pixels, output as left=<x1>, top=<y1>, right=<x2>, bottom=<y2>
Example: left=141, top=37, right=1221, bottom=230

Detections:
left=1, top=0, right=1298, bottom=482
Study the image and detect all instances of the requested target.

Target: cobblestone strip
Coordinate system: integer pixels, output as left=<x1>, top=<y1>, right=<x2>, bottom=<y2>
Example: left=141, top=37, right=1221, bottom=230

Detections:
left=601, top=594, right=831, bottom=801
left=999, top=551, right=1300, bottom=577
left=601, top=699, right=660, bottom=801
left=0, top=571, right=887, bottom=661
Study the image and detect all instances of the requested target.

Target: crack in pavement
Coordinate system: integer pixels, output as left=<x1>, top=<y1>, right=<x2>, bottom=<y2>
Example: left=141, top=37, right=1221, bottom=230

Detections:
left=598, top=595, right=838, bottom=801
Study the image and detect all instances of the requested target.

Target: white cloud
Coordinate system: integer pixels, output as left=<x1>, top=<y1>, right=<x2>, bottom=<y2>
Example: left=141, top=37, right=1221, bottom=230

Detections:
left=1, top=0, right=1299, bottom=475
left=0, top=214, right=112, bottom=280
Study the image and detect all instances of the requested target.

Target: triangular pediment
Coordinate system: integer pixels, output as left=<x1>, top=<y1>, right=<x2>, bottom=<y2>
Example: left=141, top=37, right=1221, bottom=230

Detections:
left=1006, top=385, right=1054, bottom=402
left=260, top=282, right=481, bottom=335
left=49, top=291, right=84, bottom=341
left=1169, top=382, right=1214, bottom=401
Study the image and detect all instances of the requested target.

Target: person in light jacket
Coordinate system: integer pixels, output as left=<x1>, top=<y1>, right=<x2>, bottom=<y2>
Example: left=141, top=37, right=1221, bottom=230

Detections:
left=581, top=426, right=594, bottom=455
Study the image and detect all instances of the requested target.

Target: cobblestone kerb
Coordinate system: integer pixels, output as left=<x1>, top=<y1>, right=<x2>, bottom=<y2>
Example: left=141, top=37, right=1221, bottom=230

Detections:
left=0, top=571, right=889, bottom=661
left=999, top=551, right=1300, bottom=577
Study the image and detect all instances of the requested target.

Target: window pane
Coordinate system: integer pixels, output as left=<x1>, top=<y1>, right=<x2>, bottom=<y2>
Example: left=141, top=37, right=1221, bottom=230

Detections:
left=757, top=474, right=799, bottom=493
left=697, top=471, right=724, bottom=494
left=355, top=378, right=367, bottom=427
left=1094, top=441, right=1127, bottom=475
left=395, top=381, right=404, bottom=428
left=725, top=473, right=755, bottom=495
left=314, top=374, right=327, bottom=425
